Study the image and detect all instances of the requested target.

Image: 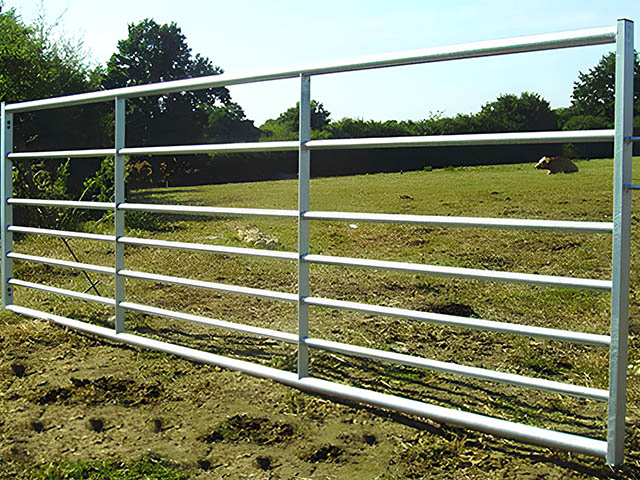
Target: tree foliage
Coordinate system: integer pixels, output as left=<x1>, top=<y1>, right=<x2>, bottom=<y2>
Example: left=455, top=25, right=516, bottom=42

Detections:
left=260, top=100, right=331, bottom=140
left=103, top=19, right=232, bottom=147
left=0, top=8, right=94, bottom=103
left=0, top=8, right=107, bottom=227
left=204, top=102, right=262, bottom=144
left=102, top=19, right=261, bottom=186
left=475, top=92, right=558, bottom=132
left=570, top=51, right=640, bottom=125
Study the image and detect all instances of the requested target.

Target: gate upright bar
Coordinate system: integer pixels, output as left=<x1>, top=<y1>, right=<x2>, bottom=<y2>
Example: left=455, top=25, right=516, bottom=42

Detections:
left=114, top=98, right=126, bottom=333
left=607, top=18, right=634, bottom=466
left=298, top=74, right=311, bottom=378
left=1, top=103, right=13, bottom=307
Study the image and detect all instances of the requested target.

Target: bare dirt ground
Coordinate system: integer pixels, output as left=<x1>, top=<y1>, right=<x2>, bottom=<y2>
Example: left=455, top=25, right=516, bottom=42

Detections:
left=2, top=315, right=638, bottom=479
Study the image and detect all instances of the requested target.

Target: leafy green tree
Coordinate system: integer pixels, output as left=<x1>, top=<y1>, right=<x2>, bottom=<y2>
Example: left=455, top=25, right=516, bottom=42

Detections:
left=474, top=92, right=558, bottom=133
left=325, top=118, right=408, bottom=138
left=103, top=19, right=231, bottom=147
left=260, top=100, right=331, bottom=140
left=204, top=102, right=262, bottom=143
left=0, top=8, right=107, bottom=226
left=0, top=9, right=92, bottom=103
left=562, top=115, right=610, bottom=131
left=570, top=51, right=640, bottom=126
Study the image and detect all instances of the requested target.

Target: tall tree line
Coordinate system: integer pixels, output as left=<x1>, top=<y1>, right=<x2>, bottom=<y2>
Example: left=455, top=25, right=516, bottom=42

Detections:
left=1, top=6, right=638, bottom=227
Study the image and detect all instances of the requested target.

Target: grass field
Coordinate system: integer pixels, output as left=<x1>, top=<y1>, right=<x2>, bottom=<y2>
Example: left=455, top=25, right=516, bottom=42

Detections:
left=1, top=157, right=640, bottom=479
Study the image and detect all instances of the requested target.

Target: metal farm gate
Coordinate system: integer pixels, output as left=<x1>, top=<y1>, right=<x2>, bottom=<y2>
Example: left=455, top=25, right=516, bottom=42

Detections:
left=1, top=20, right=635, bottom=465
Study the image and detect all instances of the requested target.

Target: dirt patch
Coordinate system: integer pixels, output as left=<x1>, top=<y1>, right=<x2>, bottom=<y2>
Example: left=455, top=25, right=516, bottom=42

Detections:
left=202, top=413, right=294, bottom=445
left=430, top=302, right=477, bottom=317
left=30, top=376, right=162, bottom=406
left=304, top=444, right=345, bottom=463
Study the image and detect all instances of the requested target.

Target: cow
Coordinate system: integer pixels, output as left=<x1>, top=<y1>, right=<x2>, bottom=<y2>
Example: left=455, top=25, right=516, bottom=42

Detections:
left=535, top=156, right=579, bottom=174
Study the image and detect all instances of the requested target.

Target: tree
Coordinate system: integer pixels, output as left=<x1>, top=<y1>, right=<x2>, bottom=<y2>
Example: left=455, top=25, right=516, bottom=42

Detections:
left=325, top=118, right=408, bottom=138
left=260, top=100, right=331, bottom=140
left=0, top=8, right=107, bottom=226
left=0, top=9, right=92, bottom=103
left=204, top=102, right=262, bottom=144
left=103, top=19, right=231, bottom=147
left=0, top=8, right=105, bottom=152
left=474, top=92, right=558, bottom=133
left=570, top=51, right=640, bottom=126
left=562, top=115, right=610, bottom=131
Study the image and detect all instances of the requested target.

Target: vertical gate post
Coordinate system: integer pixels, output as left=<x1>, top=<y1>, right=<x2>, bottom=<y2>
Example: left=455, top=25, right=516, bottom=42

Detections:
left=114, top=98, right=126, bottom=333
left=607, top=18, right=634, bottom=466
left=298, top=74, right=311, bottom=378
left=1, top=103, right=13, bottom=307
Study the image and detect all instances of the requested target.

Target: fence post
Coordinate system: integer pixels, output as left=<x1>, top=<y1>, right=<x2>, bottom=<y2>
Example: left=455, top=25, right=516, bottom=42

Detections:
left=298, top=74, right=311, bottom=378
left=607, top=18, right=634, bottom=466
left=114, top=98, right=126, bottom=333
left=1, top=103, right=13, bottom=307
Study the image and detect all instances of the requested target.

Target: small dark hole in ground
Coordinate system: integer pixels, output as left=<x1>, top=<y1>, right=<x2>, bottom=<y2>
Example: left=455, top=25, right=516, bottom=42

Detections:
left=152, top=418, right=162, bottom=433
left=256, top=456, right=272, bottom=470
left=89, top=418, right=104, bottom=432
left=11, top=364, right=25, bottom=378
left=364, top=434, right=377, bottom=446
left=198, top=459, right=211, bottom=471
left=31, top=421, right=44, bottom=433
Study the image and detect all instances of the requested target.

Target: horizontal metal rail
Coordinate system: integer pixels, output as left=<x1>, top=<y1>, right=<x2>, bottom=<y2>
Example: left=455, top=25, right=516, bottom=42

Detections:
left=7, top=130, right=614, bottom=160
left=102, top=130, right=616, bottom=158
left=8, top=279, right=114, bottom=305
left=7, top=149, right=113, bottom=159
left=120, top=301, right=298, bottom=344
left=8, top=252, right=115, bottom=275
left=118, top=236, right=298, bottom=260
left=7, top=198, right=115, bottom=210
left=120, top=141, right=297, bottom=156
left=304, top=254, right=612, bottom=291
left=118, top=269, right=298, bottom=302
left=303, top=337, right=608, bottom=401
left=303, top=296, right=610, bottom=347
left=5, top=304, right=608, bottom=458
left=304, top=130, right=614, bottom=150
left=303, top=211, right=613, bottom=233
left=8, top=226, right=116, bottom=242
left=5, top=26, right=615, bottom=113
left=118, top=203, right=298, bottom=218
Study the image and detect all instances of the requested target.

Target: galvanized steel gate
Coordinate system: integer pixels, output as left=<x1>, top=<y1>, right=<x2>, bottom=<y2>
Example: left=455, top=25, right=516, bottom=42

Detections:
left=1, top=20, right=635, bottom=465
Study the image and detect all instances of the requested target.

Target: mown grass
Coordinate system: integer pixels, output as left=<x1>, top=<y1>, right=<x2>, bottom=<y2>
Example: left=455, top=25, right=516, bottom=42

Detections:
left=3, top=157, right=640, bottom=478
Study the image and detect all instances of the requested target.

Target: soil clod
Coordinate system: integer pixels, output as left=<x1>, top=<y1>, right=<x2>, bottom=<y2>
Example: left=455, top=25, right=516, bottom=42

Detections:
left=203, top=414, right=294, bottom=445
left=305, top=444, right=344, bottom=463
left=431, top=302, right=477, bottom=317
left=33, top=376, right=162, bottom=406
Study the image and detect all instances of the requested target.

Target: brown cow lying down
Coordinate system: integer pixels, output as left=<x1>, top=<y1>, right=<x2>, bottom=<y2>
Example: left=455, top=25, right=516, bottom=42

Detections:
left=535, top=156, right=579, bottom=174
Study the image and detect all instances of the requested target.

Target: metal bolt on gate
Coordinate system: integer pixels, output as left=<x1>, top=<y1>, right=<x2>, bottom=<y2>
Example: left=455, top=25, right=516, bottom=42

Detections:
left=1, top=20, right=635, bottom=465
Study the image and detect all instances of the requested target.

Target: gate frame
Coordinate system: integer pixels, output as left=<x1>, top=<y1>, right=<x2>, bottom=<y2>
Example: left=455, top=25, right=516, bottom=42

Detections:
left=1, top=19, right=635, bottom=465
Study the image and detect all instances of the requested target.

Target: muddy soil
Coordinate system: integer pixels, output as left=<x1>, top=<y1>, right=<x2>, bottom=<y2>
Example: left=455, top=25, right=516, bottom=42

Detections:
left=1, top=312, right=639, bottom=479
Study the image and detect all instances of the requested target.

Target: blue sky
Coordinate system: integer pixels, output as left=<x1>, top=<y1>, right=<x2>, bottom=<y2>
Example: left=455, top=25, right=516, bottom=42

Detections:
left=5, top=0, right=640, bottom=125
